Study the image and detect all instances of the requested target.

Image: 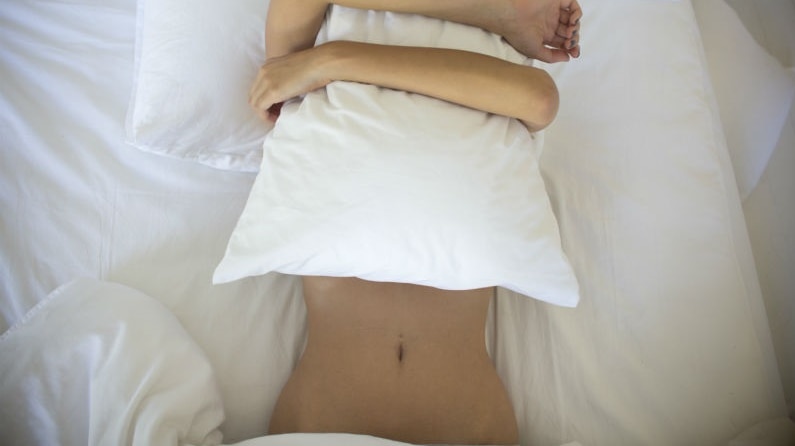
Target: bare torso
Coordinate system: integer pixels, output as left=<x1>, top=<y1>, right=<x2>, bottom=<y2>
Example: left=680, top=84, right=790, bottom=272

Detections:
left=268, top=276, right=518, bottom=444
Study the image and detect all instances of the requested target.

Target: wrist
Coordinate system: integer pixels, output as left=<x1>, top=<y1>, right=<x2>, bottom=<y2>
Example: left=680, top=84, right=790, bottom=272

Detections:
left=482, top=0, right=516, bottom=35
left=314, top=41, right=358, bottom=83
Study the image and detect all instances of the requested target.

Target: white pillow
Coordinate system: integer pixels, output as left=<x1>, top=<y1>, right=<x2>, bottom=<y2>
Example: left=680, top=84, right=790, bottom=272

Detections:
left=126, top=0, right=271, bottom=172
left=692, top=0, right=795, bottom=199
left=213, top=6, right=580, bottom=307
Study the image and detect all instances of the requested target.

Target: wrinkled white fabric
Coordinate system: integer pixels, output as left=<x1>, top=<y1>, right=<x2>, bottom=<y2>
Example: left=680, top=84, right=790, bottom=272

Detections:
left=214, top=7, right=580, bottom=307
left=0, top=279, right=224, bottom=446
left=0, top=0, right=789, bottom=444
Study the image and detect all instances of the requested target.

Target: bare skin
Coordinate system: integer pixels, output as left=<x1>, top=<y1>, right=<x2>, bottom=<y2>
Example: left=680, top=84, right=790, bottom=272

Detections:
left=254, top=0, right=582, bottom=123
left=256, top=1, right=584, bottom=442
left=264, top=0, right=582, bottom=61
left=269, top=277, right=519, bottom=444
left=250, top=40, right=559, bottom=131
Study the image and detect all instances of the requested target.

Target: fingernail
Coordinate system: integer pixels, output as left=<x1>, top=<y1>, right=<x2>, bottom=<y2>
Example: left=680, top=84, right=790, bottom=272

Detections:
left=569, top=39, right=577, bottom=49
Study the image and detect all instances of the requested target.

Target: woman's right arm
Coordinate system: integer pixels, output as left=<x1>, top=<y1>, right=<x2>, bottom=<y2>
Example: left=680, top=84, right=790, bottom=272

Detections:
left=250, top=41, right=559, bottom=132
left=264, top=0, right=327, bottom=59
left=258, top=0, right=580, bottom=125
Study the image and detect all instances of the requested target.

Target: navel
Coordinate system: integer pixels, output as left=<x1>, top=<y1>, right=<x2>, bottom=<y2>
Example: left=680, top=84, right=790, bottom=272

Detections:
left=397, top=334, right=405, bottom=363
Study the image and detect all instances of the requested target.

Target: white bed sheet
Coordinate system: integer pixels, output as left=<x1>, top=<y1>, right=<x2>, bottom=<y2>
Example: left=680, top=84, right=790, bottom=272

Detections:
left=725, top=0, right=795, bottom=418
left=0, top=0, right=791, bottom=445
left=0, top=0, right=300, bottom=440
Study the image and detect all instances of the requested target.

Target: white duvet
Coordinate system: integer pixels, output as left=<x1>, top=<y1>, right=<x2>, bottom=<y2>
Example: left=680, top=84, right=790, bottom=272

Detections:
left=1, top=280, right=792, bottom=446
left=0, top=279, right=224, bottom=446
left=0, top=278, right=586, bottom=446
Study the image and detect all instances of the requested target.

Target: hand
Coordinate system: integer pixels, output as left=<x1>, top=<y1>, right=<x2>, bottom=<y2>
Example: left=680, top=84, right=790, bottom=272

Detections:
left=497, top=0, right=582, bottom=63
left=249, top=47, right=331, bottom=122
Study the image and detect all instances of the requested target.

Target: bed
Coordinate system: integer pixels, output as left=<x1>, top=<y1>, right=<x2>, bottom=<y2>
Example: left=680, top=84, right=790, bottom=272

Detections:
left=1, top=0, right=794, bottom=445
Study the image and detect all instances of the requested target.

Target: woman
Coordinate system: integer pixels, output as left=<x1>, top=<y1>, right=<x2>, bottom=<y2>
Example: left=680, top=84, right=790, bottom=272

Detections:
left=249, top=1, right=582, bottom=443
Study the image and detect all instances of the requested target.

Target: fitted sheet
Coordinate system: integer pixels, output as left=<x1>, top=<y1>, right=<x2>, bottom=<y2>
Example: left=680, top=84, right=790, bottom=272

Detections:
left=0, top=0, right=790, bottom=445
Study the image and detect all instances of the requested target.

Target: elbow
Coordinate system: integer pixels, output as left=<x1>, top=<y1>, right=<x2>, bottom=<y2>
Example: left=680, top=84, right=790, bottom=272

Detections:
left=539, top=74, right=560, bottom=129
left=521, top=71, right=559, bottom=132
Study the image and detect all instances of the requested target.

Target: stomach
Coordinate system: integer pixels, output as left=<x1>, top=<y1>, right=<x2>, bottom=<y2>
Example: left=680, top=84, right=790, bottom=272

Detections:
left=268, top=276, right=519, bottom=445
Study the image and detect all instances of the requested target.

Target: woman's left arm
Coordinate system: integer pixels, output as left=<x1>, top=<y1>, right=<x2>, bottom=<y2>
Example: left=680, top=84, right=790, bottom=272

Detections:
left=264, top=0, right=582, bottom=62
left=250, top=41, right=559, bottom=132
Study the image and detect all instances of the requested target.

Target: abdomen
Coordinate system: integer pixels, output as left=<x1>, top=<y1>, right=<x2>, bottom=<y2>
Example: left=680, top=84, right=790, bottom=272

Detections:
left=268, top=277, right=519, bottom=445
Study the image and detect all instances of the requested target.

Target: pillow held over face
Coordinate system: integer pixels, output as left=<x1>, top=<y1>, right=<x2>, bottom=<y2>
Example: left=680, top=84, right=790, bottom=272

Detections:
left=213, top=6, right=580, bottom=307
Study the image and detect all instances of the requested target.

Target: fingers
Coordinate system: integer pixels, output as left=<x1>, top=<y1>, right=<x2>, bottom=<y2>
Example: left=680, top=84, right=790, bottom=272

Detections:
left=554, top=21, right=577, bottom=39
left=553, top=23, right=578, bottom=45
left=535, top=46, right=572, bottom=64
left=548, top=28, right=579, bottom=57
left=249, top=65, right=282, bottom=123
left=567, top=0, right=583, bottom=26
left=567, top=44, right=580, bottom=59
left=553, top=3, right=582, bottom=60
left=248, top=48, right=327, bottom=121
left=559, top=0, right=583, bottom=25
left=565, top=18, right=580, bottom=58
left=536, top=43, right=579, bottom=63
left=249, top=68, right=270, bottom=113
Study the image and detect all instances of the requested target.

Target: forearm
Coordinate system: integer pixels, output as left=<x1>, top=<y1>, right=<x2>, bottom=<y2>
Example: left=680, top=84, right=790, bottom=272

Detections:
left=325, top=0, right=582, bottom=61
left=327, top=0, right=507, bottom=35
left=319, top=41, right=558, bottom=130
left=265, top=0, right=513, bottom=59
left=265, top=0, right=328, bottom=58
left=265, top=0, right=582, bottom=64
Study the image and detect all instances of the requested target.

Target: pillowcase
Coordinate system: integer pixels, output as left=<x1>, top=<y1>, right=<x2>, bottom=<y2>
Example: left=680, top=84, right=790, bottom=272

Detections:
left=213, top=6, right=580, bottom=307
left=126, top=0, right=271, bottom=172
left=692, top=0, right=795, bottom=199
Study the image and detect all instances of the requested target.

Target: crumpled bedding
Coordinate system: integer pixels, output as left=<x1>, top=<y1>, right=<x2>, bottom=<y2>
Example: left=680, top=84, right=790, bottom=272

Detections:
left=0, top=279, right=224, bottom=446
left=2, top=279, right=791, bottom=446
left=0, top=278, right=586, bottom=446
